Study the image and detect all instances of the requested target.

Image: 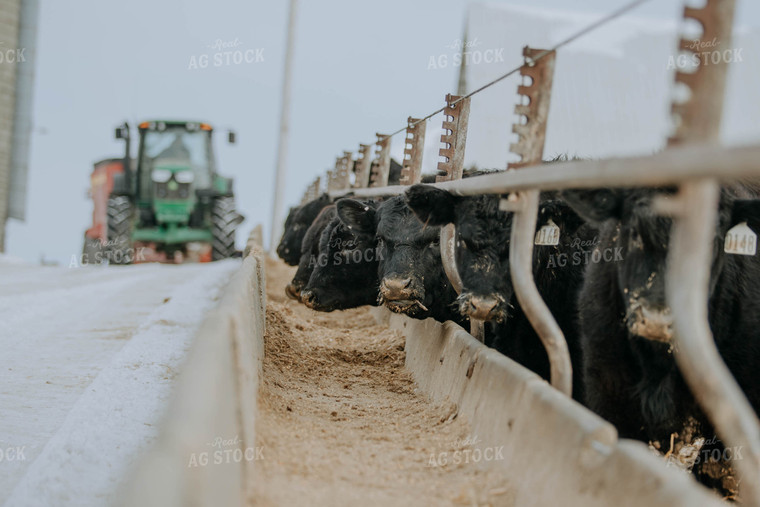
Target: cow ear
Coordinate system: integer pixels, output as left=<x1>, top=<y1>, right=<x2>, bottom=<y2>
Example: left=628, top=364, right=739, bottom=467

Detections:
left=539, top=200, right=586, bottom=235
left=730, top=199, right=760, bottom=232
left=336, top=199, right=376, bottom=234
left=405, top=185, right=458, bottom=226
left=560, top=189, right=623, bottom=224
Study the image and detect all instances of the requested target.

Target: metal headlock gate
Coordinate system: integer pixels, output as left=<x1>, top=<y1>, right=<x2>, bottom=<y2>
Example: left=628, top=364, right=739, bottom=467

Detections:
left=290, top=0, right=760, bottom=503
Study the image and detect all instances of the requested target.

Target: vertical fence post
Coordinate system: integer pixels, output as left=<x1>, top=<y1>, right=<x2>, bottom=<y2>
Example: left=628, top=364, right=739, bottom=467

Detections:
left=658, top=1, right=760, bottom=502
left=335, top=151, right=352, bottom=190
left=502, top=47, right=571, bottom=396
left=343, top=151, right=353, bottom=190
left=354, top=144, right=373, bottom=189
left=431, top=94, right=483, bottom=342
left=326, top=169, right=336, bottom=193
left=400, top=117, right=426, bottom=186
left=369, top=134, right=392, bottom=188
left=436, top=94, right=471, bottom=183
left=300, top=176, right=320, bottom=205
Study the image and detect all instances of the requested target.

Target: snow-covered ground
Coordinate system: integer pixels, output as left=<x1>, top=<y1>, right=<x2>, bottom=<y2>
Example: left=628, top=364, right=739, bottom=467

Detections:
left=0, top=260, right=239, bottom=507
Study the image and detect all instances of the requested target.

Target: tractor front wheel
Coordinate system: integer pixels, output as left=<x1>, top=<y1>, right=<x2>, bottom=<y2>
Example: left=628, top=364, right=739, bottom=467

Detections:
left=106, top=196, right=134, bottom=265
left=211, top=196, right=242, bottom=260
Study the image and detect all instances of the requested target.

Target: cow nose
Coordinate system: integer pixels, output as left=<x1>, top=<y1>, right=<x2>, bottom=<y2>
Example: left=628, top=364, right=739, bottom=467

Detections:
left=466, top=295, right=500, bottom=321
left=380, top=277, right=413, bottom=299
left=300, top=290, right=317, bottom=308
left=285, top=283, right=300, bottom=300
left=629, top=304, right=674, bottom=342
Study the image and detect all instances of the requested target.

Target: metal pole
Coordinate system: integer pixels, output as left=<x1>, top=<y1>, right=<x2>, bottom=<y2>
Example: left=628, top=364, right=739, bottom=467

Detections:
left=661, top=0, right=760, bottom=501
left=327, top=143, right=760, bottom=200
left=436, top=94, right=471, bottom=183
left=400, top=117, right=426, bottom=186
left=432, top=94, right=482, bottom=341
left=506, top=191, right=572, bottom=395
left=663, top=181, right=760, bottom=505
left=505, top=47, right=571, bottom=395
left=269, top=0, right=299, bottom=255
left=440, top=224, right=484, bottom=342
left=353, top=144, right=372, bottom=189
left=369, top=134, right=392, bottom=188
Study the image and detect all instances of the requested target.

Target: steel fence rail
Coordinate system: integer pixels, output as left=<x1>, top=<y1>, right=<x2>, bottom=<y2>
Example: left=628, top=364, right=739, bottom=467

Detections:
left=327, top=143, right=760, bottom=199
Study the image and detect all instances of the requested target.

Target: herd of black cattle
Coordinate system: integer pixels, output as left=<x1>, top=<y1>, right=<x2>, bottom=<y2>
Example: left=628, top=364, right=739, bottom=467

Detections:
left=276, top=160, right=760, bottom=494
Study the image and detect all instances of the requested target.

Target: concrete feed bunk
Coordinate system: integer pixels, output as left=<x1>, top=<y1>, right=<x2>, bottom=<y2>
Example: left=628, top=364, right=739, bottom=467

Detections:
left=124, top=245, right=724, bottom=506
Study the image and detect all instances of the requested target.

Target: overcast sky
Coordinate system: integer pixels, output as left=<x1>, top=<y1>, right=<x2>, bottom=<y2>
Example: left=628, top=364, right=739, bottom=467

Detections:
left=5, top=0, right=760, bottom=263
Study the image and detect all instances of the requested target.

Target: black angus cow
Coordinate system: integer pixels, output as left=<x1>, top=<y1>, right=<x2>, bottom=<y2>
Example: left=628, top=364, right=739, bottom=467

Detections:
left=276, top=193, right=331, bottom=265
left=336, top=195, right=466, bottom=326
left=276, top=159, right=410, bottom=266
left=285, top=205, right=337, bottom=300
left=296, top=175, right=439, bottom=312
left=405, top=185, right=595, bottom=401
left=299, top=201, right=382, bottom=311
left=561, top=185, right=760, bottom=491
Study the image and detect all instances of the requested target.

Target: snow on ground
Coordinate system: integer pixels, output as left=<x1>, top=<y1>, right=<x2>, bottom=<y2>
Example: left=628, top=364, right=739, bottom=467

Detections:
left=0, top=254, right=29, bottom=266
left=0, top=260, right=239, bottom=507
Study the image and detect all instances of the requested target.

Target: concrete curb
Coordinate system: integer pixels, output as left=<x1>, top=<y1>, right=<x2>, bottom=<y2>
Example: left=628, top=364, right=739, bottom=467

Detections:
left=122, top=244, right=266, bottom=507
left=381, top=311, right=724, bottom=507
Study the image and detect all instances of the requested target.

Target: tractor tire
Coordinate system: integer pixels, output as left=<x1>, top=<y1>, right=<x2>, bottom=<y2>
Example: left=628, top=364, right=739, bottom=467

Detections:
left=211, top=196, right=242, bottom=260
left=106, top=195, right=134, bottom=265
left=81, top=235, right=103, bottom=265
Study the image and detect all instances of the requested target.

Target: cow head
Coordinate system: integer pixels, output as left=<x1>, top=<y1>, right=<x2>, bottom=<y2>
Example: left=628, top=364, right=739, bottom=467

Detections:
left=337, top=195, right=447, bottom=319
left=406, top=185, right=588, bottom=324
left=561, top=188, right=677, bottom=341
left=406, top=185, right=512, bottom=322
left=286, top=205, right=337, bottom=301
left=300, top=201, right=381, bottom=311
left=276, top=194, right=331, bottom=266
left=560, top=187, right=760, bottom=343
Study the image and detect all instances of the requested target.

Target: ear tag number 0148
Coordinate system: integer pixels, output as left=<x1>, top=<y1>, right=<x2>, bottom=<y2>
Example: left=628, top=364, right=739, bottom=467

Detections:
left=724, top=222, right=757, bottom=256
left=535, top=219, right=560, bottom=246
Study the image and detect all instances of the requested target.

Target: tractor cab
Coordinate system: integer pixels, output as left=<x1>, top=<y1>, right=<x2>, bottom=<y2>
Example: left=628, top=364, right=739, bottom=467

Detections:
left=136, top=121, right=214, bottom=202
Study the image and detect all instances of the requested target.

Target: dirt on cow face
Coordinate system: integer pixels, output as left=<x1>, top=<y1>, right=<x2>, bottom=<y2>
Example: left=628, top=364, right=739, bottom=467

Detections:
left=252, top=257, right=514, bottom=507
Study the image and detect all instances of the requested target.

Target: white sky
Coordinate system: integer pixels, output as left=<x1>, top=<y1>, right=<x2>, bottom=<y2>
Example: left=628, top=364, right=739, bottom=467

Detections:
left=6, top=0, right=760, bottom=262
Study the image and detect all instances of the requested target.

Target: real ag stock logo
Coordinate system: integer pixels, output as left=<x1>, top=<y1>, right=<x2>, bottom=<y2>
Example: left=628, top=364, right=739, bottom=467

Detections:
left=427, top=435, right=505, bottom=468
left=0, top=445, right=26, bottom=463
left=667, top=38, right=744, bottom=70
left=188, top=38, right=265, bottom=70
left=0, top=41, right=26, bottom=64
left=427, top=38, right=505, bottom=70
left=187, top=435, right=264, bottom=468
left=307, top=236, right=383, bottom=268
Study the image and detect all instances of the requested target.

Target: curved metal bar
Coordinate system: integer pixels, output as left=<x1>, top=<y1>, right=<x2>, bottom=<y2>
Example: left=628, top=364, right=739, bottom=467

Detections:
left=440, top=224, right=463, bottom=293
left=509, top=189, right=572, bottom=396
left=665, top=179, right=760, bottom=504
left=440, top=223, right=485, bottom=343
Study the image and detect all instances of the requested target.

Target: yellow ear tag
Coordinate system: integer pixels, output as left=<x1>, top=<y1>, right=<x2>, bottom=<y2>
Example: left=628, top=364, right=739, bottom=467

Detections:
left=724, top=222, right=757, bottom=256
left=535, top=219, right=560, bottom=246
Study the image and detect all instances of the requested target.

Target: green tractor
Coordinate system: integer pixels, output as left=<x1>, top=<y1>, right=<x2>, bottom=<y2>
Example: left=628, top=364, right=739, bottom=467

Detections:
left=107, top=119, right=244, bottom=264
